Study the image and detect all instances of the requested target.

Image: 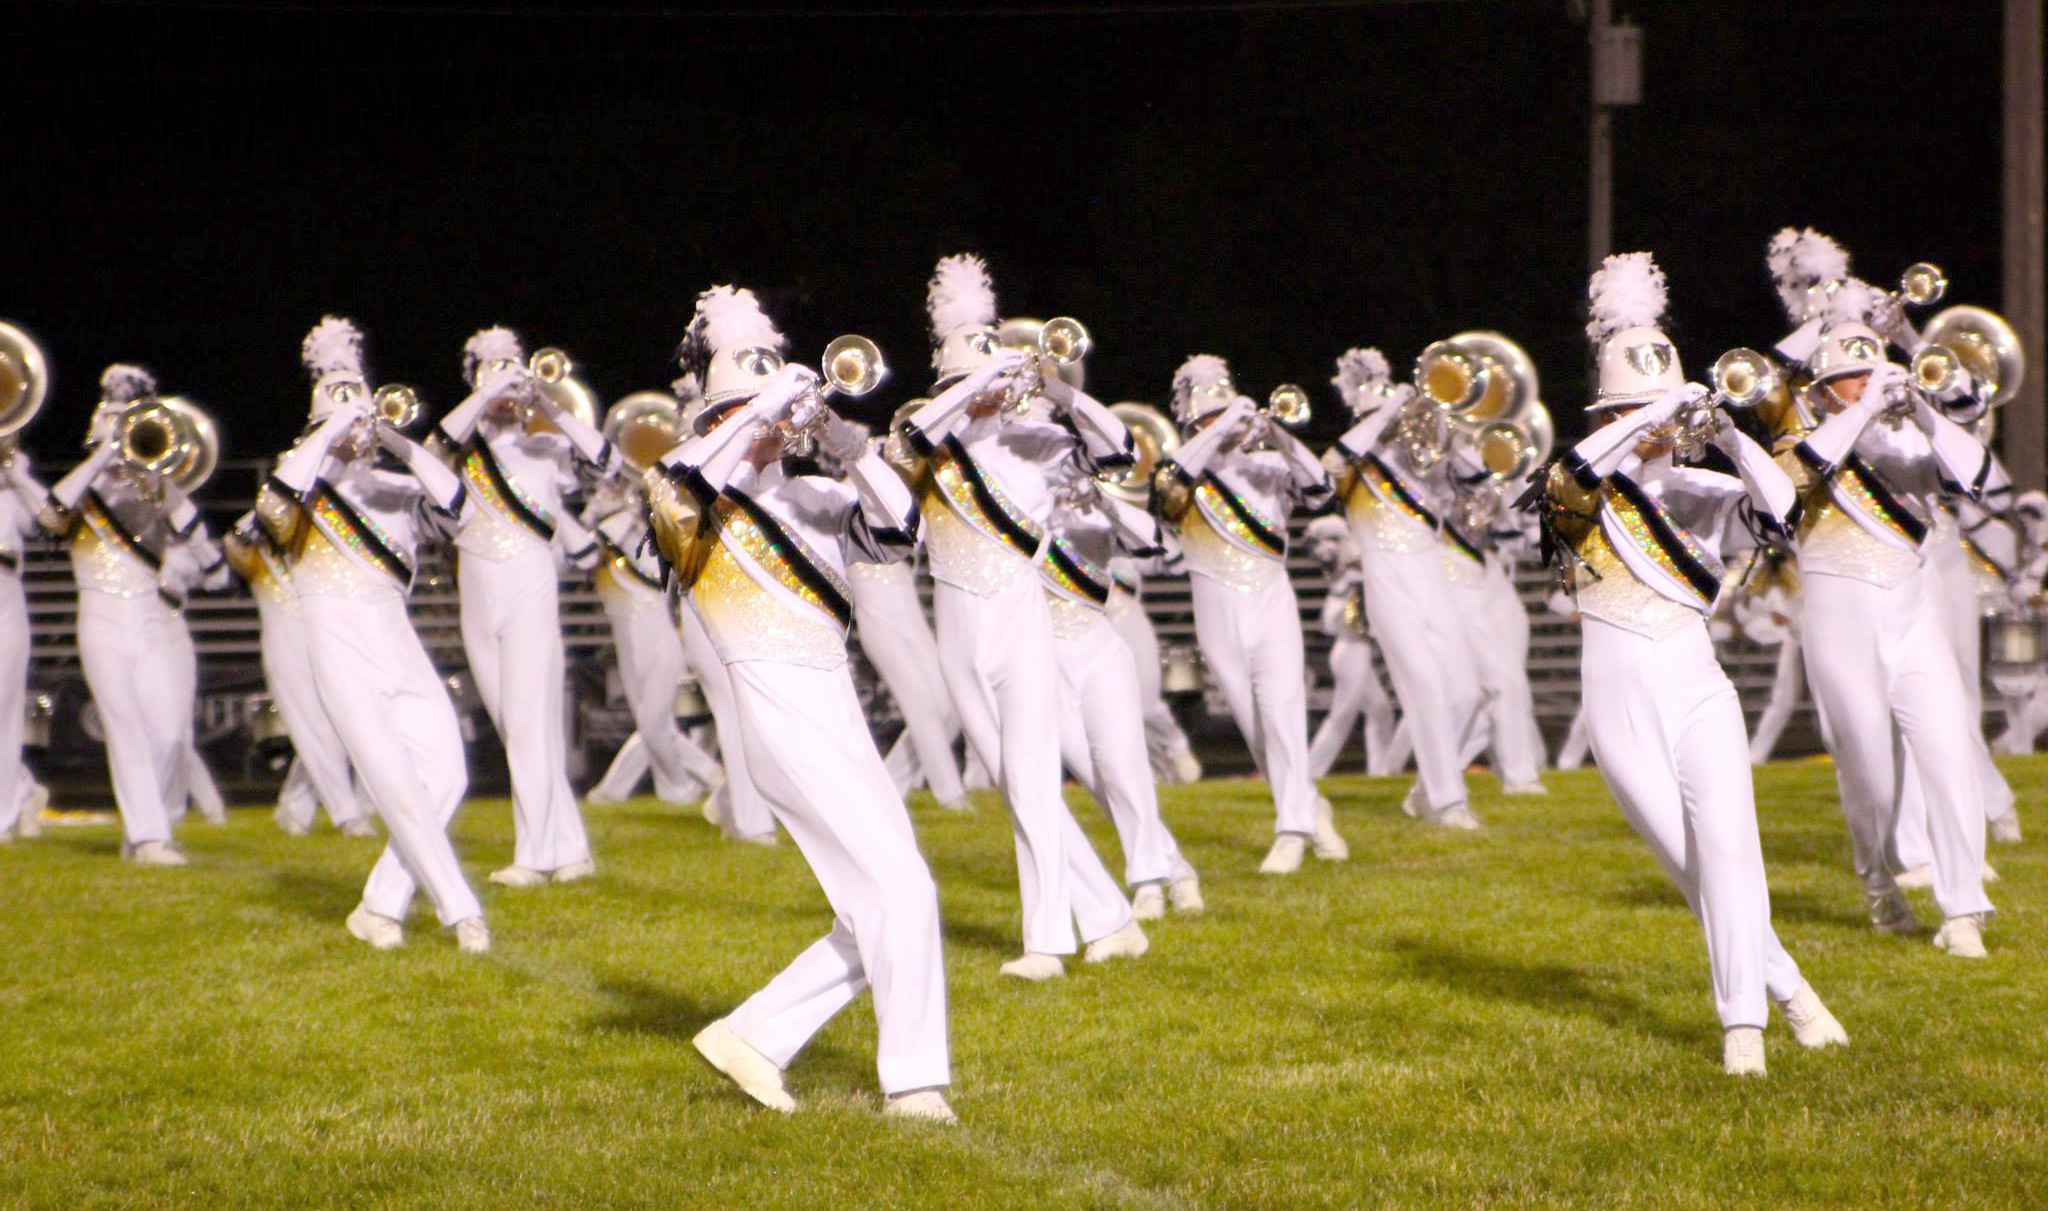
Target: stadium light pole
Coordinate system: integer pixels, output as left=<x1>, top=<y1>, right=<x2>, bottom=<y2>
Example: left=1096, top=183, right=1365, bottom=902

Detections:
left=2004, top=0, right=2045, bottom=488
left=1587, top=0, right=1641, bottom=275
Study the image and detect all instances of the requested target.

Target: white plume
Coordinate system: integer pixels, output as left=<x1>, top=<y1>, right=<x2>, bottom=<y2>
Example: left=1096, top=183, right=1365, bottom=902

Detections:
left=1791, top=228, right=1849, bottom=287
left=99, top=363, right=157, bottom=403
left=463, top=326, right=524, bottom=385
left=926, top=253, right=997, bottom=342
left=1330, top=347, right=1391, bottom=410
left=692, top=285, right=786, bottom=355
left=1171, top=353, right=1233, bottom=415
left=1823, top=276, right=1886, bottom=328
left=670, top=371, right=702, bottom=405
left=1585, top=251, right=1669, bottom=342
left=300, top=315, right=365, bottom=382
left=1767, top=228, right=1805, bottom=320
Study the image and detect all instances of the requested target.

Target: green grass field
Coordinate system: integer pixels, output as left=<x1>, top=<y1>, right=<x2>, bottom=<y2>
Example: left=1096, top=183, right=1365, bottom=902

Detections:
left=3, top=760, right=2045, bottom=1210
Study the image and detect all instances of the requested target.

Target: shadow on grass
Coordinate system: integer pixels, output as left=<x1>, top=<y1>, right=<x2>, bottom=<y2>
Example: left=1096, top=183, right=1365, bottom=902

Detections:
left=585, top=977, right=872, bottom=1093
left=264, top=868, right=366, bottom=924
left=1386, top=935, right=1706, bottom=1049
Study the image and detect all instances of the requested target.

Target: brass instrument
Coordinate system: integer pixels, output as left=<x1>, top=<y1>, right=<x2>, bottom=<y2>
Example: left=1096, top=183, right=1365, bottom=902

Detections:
left=1916, top=304, right=2026, bottom=411
left=1102, top=402, right=1180, bottom=505
left=0, top=321, right=51, bottom=442
left=996, top=316, right=1092, bottom=409
left=1661, top=348, right=1778, bottom=460
left=521, top=346, right=599, bottom=433
left=1266, top=383, right=1312, bottom=427
left=1413, top=331, right=1539, bottom=424
left=1470, top=402, right=1554, bottom=481
left=1896, top=261, right=1948, bottom=308
left=373, top=384, right=422, bottom=430
left=118, top=395, right=218, bottom=492
left=787, top=334, right=889, bottom=454
left=603, top=391, right=686, bottom=472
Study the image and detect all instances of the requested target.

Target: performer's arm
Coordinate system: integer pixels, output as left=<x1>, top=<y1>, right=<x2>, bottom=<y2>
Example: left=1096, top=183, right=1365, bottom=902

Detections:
left=38, top=444, right=120, bottom=534
left=903, top=350, right=1031, bottom=451
left=435, top=363, right=528, bottom=449
left=1039, top=378, right=1134, bottom=470
left=377, top=427, right=466, bottom=515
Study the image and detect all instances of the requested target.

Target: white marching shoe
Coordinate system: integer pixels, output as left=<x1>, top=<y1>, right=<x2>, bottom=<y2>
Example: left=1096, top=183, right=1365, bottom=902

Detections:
left=998, top=953, right=1064, bottom=981
left=488, top=865, right=550, bottom=888
left=338, top=818, right=379, bottom=839
left=1430, top=803, right=1483, bottom=832
left=693, top=1019, right=795, bottom=1113
left=1723, top=1026, right=1766, bottom=1076
left=937, top=796, right=975, bottom=813
left=1131, top=883, right=1167, bottom=922
left=1503, top=780, right=1549, bottom=796
left=345, top=905, right=404, bottom=950
left=701, top=779, right=734, bottom=832
left=1083, top=919, right=1149, bottom=964
left=551, top=860, right=597, bottom=884
left=1773, top=983, right=1848, bottom=1049
left=1867, top=888, right=1920, bottom=935
left=1400, top=782, right=1427, bottom=819
left=583, top=785, right=629, bottom=807
left=453, top=917, right=492, bottom=954
left=1258, top=833, right=1307, bottom=875
left=17, top=784, right=46, bottom=837
left=1311, top=797, right=1349, bottom=861
left=124, top=840, right=188, bottom=867
left=1893, top=864, right=1933, bottom=891
left=1933, top=913, right=1988, bottom=958
left=1167, top=873, right=1205, bottom=915
left=883, top=1090, right=957, bottom=1124
left=1168, top=748, right=1203, bottom=786
left=1989, top=812, right=2023, bottom=844
left=273, top=810, right=310, bottom=837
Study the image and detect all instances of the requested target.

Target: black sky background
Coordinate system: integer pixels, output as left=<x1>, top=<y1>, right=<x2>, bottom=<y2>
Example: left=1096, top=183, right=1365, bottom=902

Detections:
left=2, top=0, right=2007, bottom=470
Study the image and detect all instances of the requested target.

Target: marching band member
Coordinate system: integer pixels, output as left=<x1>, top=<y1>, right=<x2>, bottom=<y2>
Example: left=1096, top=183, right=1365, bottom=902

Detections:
left=223, top=511, right=372, bottom=836
left=36, top=366, right=202, bottom=865
left=1155, top=355, right=1343, bottom=874
left=259, top=316, right=488, bottom=953
left=160, top=524, right=231, bottom=826
left=902, top=254, right=1144, bottom=976
left=1537, top=251, right=1846, bottom=1074
left=1326, top=349, right=1486, bottom=829
left=1770, top=298, right=1997, bottom=956
left=0, top=447, right=47, bottom=841
left=1301, top=516, right=1405, bottom=778
left=648, top=285, right=952, bottom=1122
left=581, top=385, right=726, bottom=808
left=1104, top=555, right=1204, bottom=786
left=1734, top=553, right=1806, bottom=764
left=1445, top=475, right=1548, bottom=793
left=1042, top=458, right=1201, bottom=918
left=1992, top=492, right=2048, bottom=754
left=434, top=326, right=610, bottom=886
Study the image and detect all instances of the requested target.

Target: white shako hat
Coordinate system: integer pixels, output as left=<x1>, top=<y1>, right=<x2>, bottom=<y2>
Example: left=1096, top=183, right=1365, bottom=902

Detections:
left=1586, top=251, right=1683, bottom=411
left=1171, top=354, right=1236, bottom=426
left=1807, top=321, right=1890, bottom=389
left=92, top=363, right=157, bottom=442
left=1330, top=347, right=1400, bottom=419
left=1766, top=226, right=1850, bottom=325
left=683, top=284, right=788, bottom=433
left=927, top=253, right=1000, bottom=386
left=301, top=316, right=368, bottom=421
left=462, top=325, right=524, bottom=389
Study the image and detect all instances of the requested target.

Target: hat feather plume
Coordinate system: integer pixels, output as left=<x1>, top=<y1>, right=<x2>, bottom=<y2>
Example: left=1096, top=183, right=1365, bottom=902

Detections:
left=1585, top=251, right=1668, bottom=343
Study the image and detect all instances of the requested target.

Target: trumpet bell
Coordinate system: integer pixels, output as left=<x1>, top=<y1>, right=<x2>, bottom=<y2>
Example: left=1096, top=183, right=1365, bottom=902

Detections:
left=1472, top=402, right=1554, bottom=481
left=1416, top=332, right=1538, bottom=423
left=373, top=384, right=422, bottom=430
left=1267, top=383, right=1312, bottom=427
left=821, top=334, right=888, bottom=398
left=119, top=402, right=184, bottom=474
left=1710, top=348, right=1779, bottom=409
left=1039, top=317, right=1091, bottom=366
left=160, top=396, right=219, bottom=492
left=1900, top=261, right=1948, bottom=308
left=530, top=347, right=575, bottom=384
left=0, top=321, right=51, bottom=439
left=604, top=391, right=687, bottom=472
left=1103, top=402, right=1180, bottom=505
left=996, top=317, right=1086, bottom=389
left=1919, top=305, right=2026, bottom=409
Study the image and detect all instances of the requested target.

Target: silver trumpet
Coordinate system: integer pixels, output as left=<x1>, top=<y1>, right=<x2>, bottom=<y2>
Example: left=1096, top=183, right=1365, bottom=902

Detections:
left=1244, top=383, right=1313, bottom=452
left=1660, top=348, right=1779, bottom=460
left=997, top=316, right=1091, bottom=414
left=1910, top=304, right=2026, bottom=421
left=786, top=334, right=889, bottom=455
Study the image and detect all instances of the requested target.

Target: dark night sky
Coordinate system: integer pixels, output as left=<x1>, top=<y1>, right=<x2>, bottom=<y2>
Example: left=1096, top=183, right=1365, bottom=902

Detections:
left=2, top=0, right=2006, bottom=470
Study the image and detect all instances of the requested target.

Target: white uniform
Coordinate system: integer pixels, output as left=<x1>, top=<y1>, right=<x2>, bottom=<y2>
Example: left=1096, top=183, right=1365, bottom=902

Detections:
left=1442, top=493, right=1546, bottom=786
left=1549, top=405, right=1810, bottom=1028
left=1306, top=564, right=1403, bottom=778
left=1734, top=571, right=1805, bottom=765
left=1332, top=410, right=1485, bottom=815
left=584, top=480, right=723, bottom=803
left=159, top=529, right=231, bottom=824
left=1164, top=415, right=1333, bottom=836
left=0, top=457, right=46, bottom=838
left=44, top=447, right=197, bottom=848
left=260, top=417, right=482, bottom=927
left=1104, top=556, right=1201, bottom=783
left=904, top=385, right=1134, bottom=956
left=1044, top=482, right=1195, bottom=888
left=1782, top=393, right=1992, bottom=924
left=228, top=514, right=365, bottom=831
left=437, top=397, right=612, bottom=876
left=660, top=400, right=947, bottom=1095
left=850, top=551, right=967, bottom=808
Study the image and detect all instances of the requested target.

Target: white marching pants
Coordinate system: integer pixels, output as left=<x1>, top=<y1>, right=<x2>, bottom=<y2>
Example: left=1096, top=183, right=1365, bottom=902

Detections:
left=722, top=659, right=949, bottom=1095
left=1799, top=571, right=1991, bottom=920
left=259, top=595, right=364, bottom=831
left=1308, top=635, right=1402, bottom=778
left=1054, top=615, right=1194, bottom=887
left=851, top=565, right=966, bottom=806
left=935, top=576, right=1130, bottom=955
left=160, top=615, right=219, bottom=822
left=679, top=600, right=775, bottom=840
left=78, top=590, right=184, bottom=846
left=458, top=549, right=590, bottom=873
left=1358, top=548, right=1483, bottom=812
left=1581, top=617, right=1806, bottom=1029
left=1557, top=703, right=1591, bottom=770
left=1189, top=572, right=1317, bottom=836
left=1747, top=634, right=1804, bottom=765
left=1105, top=592, right=1198, bottom=777
left=0, top=574, right=27, bottom=836
left=301, top=592, right=481, bottom=926
left=1477, top=564, right=1547, bottom=780
left=594, top=596, right=720, bottom=802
